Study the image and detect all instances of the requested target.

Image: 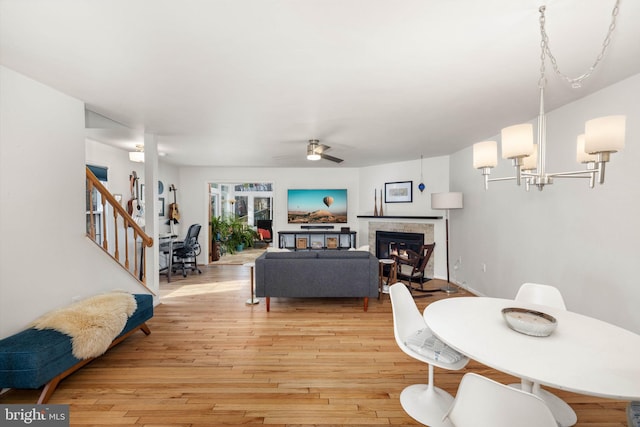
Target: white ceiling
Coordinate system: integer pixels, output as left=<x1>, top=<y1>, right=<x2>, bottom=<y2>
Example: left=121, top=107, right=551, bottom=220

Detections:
left=2, top=0, right=639, bottom=168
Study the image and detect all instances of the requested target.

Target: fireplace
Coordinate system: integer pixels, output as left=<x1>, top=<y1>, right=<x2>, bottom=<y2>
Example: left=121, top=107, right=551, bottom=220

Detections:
left=376, top=231, right=423, bottom=260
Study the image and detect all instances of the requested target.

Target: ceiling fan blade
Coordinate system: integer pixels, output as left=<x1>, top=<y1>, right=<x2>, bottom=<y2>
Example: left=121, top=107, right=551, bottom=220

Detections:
left=321, top=153, right=344, bottom=163
left=316, top=144, right=331, bottom=153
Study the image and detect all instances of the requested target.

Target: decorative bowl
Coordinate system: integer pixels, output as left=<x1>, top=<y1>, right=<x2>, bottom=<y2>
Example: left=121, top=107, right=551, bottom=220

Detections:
left=501, top=307, right=557, bottom=337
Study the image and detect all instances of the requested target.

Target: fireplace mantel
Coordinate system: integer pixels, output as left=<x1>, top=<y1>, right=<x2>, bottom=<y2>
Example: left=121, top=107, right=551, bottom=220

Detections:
left=357, top=215, right=442, bottom=220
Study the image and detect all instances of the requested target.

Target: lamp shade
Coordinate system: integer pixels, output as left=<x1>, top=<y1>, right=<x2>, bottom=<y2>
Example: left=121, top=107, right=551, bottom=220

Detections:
left=431, top=192, right=463, bottom=210
left=521, top=144, right=538, bottom=170
left=584, top=115, right=625, bottom=154
left=576, top=134, right=597, bottom=163
left=501, top=123, right=533, bottom=159
left=129, top=151, right=144, bottom=162
left=473, top=141, right=498, bottom=169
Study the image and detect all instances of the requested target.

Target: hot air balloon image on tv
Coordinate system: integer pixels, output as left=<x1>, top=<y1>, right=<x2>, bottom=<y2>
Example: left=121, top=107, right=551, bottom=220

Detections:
left=287, top=189, right=347, bottom=224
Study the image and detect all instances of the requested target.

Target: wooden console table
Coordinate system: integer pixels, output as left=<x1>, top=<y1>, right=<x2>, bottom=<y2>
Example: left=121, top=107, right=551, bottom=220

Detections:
left=278, top=230, right=357, bottom=250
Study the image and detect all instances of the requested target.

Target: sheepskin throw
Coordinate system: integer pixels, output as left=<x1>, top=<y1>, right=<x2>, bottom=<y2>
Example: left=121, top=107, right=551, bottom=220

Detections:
left=31, top=292, right=137, bottom=359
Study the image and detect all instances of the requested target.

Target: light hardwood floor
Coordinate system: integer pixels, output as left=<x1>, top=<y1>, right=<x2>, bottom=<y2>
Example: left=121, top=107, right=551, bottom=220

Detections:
left=1, top=265, right=628, bottom=426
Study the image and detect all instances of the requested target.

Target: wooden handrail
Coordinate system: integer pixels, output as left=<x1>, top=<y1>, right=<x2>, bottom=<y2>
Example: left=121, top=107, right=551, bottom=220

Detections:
left=86, top=167, right=154, bottom=290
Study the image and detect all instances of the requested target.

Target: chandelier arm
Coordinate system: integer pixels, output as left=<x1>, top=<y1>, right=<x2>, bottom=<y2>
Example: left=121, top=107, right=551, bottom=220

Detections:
left=487, top=176, right=519, bottom=183
left=548, top=171, right=596, bottom=178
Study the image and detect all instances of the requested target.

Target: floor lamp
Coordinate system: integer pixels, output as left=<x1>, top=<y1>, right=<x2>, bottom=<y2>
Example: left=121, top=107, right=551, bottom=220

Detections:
left=431, top=192, right=463, bottom=294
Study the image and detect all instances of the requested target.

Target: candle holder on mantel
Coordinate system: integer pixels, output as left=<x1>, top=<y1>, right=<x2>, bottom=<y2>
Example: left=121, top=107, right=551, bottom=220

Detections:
left=379, top=189, right=384, bottom=216
left=374, top=189, right=379, bottom=216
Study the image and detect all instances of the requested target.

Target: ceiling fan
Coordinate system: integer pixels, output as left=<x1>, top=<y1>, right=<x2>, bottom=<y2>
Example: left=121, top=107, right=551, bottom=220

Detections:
left=306, top=139, right=343, bottom=163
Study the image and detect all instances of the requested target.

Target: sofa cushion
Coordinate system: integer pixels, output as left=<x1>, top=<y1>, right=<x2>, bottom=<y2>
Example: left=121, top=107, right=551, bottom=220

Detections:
left=629, top=401, right=640, bottom=427
left=317, top=250, right=370, bottom=259
left=264, top=251, right=318, bottom=259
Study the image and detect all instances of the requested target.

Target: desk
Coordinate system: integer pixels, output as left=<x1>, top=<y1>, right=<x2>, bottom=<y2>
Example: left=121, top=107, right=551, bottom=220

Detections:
left=159, top=234, right=180, bottom=282
left=424, top=297, right=640, bottom=424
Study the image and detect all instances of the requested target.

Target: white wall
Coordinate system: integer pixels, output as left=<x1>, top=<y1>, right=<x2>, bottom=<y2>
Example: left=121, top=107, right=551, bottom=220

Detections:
left=0, top=67, right=151, bottom=337
left=450, top=73, right=640, bottom=333
left=358, top=156, right=452, bottom=278
left=177, top=166, right=360, bottom=261
left=176, top=159, right=453, bottom=276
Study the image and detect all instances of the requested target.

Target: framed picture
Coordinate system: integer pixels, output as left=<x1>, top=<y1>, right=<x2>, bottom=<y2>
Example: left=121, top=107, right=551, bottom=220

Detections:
left=385, top=181, right=413, bottom=203
left=158, top=197, right=165, bottom=217
left=296, top=237, right=308, bottom=249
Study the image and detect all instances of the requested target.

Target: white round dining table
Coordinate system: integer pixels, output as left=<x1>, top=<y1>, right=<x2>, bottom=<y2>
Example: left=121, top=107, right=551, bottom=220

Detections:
left=424, top=297, right=640, bottom=401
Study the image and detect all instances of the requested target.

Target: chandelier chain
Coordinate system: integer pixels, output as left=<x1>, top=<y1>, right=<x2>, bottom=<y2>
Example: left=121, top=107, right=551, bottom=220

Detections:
left=539, top=0, right=620, bottom=89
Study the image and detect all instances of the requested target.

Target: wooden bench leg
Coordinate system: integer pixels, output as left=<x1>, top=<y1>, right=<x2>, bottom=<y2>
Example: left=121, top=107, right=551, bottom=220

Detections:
left=35, top=323, right=151, bottom=404
left=266, top=297, right=270, bottom=312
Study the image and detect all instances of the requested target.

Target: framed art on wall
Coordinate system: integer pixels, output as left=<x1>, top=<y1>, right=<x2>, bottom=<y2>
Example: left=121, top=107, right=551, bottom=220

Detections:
left=385, top=181, right=413, bottom=203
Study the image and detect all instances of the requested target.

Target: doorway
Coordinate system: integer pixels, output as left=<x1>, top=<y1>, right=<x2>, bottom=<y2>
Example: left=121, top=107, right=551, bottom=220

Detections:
left=209, top=182, right=274, bottom=262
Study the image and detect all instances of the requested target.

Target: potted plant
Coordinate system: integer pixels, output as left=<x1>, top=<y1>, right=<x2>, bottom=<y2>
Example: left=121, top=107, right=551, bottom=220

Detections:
left=226, top=217, right=259, bottom=253
left=210, top=216, right=229, bottom=260
left=227, top=217, right=246, bottom=253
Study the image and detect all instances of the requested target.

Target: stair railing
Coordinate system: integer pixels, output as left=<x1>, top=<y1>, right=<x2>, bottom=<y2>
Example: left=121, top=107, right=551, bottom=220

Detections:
left=86, top=167, right=154, bottom=289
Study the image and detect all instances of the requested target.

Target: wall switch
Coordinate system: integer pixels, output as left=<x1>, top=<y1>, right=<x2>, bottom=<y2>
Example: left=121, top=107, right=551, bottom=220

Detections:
left=481, top=263, right=487, bottom=273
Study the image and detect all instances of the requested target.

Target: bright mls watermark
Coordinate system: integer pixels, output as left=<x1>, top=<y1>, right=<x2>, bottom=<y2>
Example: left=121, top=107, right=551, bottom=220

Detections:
left=0, top=405, right=69, bottom=426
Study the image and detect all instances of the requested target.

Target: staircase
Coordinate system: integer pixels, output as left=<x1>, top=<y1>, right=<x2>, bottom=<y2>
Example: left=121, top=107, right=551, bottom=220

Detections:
left=86, top=167, right=154, bottom=292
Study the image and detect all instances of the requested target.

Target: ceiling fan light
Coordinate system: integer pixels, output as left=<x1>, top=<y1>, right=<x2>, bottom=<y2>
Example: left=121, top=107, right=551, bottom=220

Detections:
left=307, top=142, right=321, bottom=161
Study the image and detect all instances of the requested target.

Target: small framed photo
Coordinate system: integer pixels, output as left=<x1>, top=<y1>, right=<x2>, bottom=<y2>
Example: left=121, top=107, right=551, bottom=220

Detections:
left=296, top=237, right=308, bottom=249
left=385, top=181, right=413, bottom=203
left=158, top=197, right=165, bottom=217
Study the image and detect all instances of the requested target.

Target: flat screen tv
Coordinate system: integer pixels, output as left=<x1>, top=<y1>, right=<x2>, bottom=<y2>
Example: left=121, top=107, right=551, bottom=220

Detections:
left=287, top=189, right=347, bottom=224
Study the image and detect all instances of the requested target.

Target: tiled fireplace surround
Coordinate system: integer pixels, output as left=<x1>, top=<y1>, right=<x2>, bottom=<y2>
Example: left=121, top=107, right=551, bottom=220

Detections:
left=367, top=221, right=435, bottom=278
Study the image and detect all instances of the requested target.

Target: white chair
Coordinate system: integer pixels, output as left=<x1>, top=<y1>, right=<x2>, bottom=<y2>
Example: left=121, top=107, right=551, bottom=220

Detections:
left=443, top=372, right=558, bottom=427
left=389, top=283, right=468, bottom=427
left=512, top=282, right=576, bottom=427
left=515, top=282, right=567, bottom=310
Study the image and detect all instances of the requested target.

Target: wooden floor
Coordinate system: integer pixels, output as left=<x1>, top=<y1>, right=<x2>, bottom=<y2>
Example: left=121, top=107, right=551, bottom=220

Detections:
left=1, top=265, right=628, bottom=426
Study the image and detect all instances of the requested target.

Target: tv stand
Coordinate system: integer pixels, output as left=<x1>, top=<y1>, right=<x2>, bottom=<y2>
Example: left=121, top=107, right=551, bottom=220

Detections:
left=278, top=230, right=357, bottom=251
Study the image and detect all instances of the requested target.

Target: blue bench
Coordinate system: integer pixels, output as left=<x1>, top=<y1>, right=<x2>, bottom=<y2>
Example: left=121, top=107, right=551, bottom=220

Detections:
left=0, top=293, right=153, bottom=403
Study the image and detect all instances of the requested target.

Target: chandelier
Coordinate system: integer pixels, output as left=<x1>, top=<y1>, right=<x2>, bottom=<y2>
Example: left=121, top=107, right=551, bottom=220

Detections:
left=473, top=1, right=625, bottom=191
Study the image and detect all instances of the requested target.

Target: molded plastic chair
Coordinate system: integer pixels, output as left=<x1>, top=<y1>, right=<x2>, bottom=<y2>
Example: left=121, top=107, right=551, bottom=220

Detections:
left=512, top=282, right=576, bottom=427
left=515, top=282, right=567, bottom=310
left=389, top=283, right=468, bottom=427
left=443, top=373, right=558, bottom=427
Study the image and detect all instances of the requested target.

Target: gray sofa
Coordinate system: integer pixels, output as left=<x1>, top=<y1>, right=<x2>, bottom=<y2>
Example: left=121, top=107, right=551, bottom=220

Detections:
left=255, top=250, right=379, bottom=311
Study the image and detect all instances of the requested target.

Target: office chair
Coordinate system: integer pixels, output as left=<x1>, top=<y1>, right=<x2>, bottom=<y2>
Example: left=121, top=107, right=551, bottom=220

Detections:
left=172, top=224, right=202, bottom=277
